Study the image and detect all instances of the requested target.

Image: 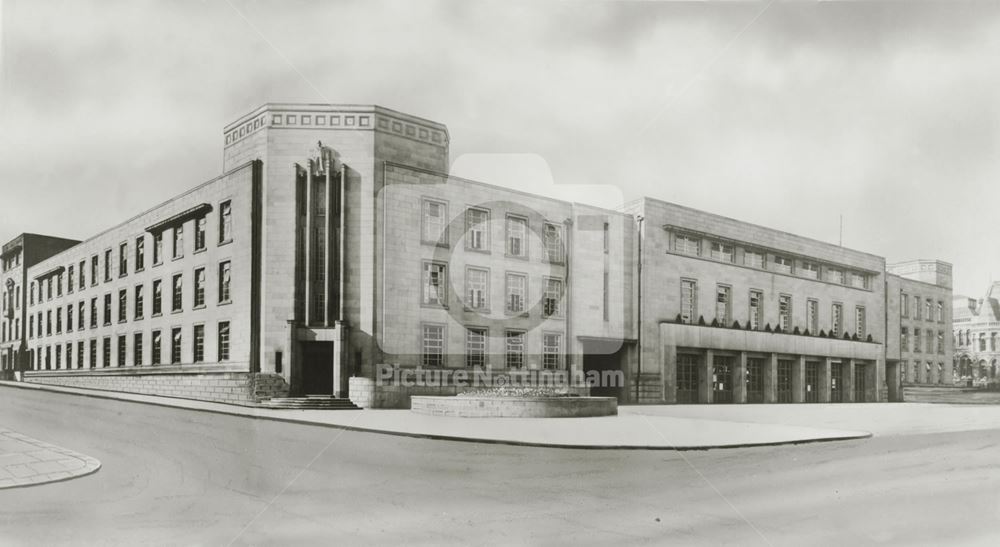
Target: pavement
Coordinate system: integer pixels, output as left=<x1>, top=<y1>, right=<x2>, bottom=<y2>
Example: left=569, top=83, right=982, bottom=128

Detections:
left=0, top=426, right=101, bottom=489
left=0, top=381, right=871, bottom=449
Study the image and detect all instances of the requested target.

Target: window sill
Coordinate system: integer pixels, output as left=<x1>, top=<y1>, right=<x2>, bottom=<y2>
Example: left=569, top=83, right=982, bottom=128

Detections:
left=420, top=303, right=449, bottom=310
left=135, top=268, right=145, bottom=274
left=218, top=239, right=233, bottom=248
left=193, top=305, right=206, bottom=311
left=218, top=300, right=232, bottom=307
left=421, top=240, right=450, bottom=249
left=465, top=247, right=491, bottom=254
left=193, top=247, right=207, bottom=255
left=171, top=309, right=183, bottom=315
left=504, top=254, right=529, bottom=261
left=172, top=256, right=184, bottom=262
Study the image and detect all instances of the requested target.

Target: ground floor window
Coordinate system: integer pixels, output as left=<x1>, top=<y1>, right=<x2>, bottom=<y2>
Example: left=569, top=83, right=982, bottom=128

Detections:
left=152, top=330, right=162, bottom=365
left=421, top=323, right=444, bottom=367
left=465, top=327, right=486, bottom=368
left=746, top=358, right=764, bottom=403
left=218, top=322, right=230, bottom=361
left=102, top=336, right=111, bottom=368
left=777, top=360, right=794, bottom=403
left=805, top=362, right=819, bottom=403
left=542, top=332, right=561, bottom=370
left=712, top=356, right=734, bottom=404
left=134, top=333, right=143, bottom=366
left=505, top=330, right=525, bottom=369
left=171, top=328, right=182, bottom=364
left=118, top=335, right=126, bottom=367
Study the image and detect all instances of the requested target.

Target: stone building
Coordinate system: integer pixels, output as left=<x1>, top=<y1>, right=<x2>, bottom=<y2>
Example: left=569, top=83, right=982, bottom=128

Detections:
left=5, top=102, right=951, bottom=406
left=885, top=260, right=954, bottom=397
left=1, top=234, right=80, bottom=379
left=626, top=198, right=887, bottom=404
left=953, top=282, right=1000, bottom=383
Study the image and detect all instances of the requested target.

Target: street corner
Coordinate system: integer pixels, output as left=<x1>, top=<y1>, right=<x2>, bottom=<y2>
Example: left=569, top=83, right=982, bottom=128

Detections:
left=0, top=426, right=101, bottom=490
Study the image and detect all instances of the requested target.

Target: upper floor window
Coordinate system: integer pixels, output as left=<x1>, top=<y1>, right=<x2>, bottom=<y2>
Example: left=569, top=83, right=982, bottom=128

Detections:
left=901, top=293, right=909, bottom=317
left=152, top=280, right=162, bottom=315
left=901, top=327, right=909, bottom=352
left=421, top=199, right=448, bottom=246
left=67, top=265, right=74, bottom=293
left=173, top=226, right=184, bottom=259
left=195, top=216, right=207, bottom=252
left=218, top=261, right=232, bottom=303
left=104, top=249, right=112, bottom=282
left=544, top=278, right=563, bottom=317
left=194, top=268, right=206, bottom=307
left=832, top=303, right=843, bottom=337
left=505, top=273, right=527, bottom=314
left=119, top=242, right=128, bottom=277
left=172, top=274, right=183, bottom=312
left=153, top=232, right=163, bottom=265
left=710, top=242, right=733, bottom=263
left=135, top=236, right=145, bottom=271
left=465, top=208, right=489, bottom=251
left=807, top=299, right=819, bottom=333
left=79, top=260, right=86, bottom=289
left=91, top=255, right=99, bottom=285
left=826, top=268, right=844, bottom=285
left=56, top=273, right=63, bottom=297
left=675, top=234, right=700, bottom=256
left=421, top=261, right=447, bottom=307
left=219, top=200, right=233, bottom=243
left=716, top=285, right=731, bottom=325
left=680, top=279, right=697, bottom=324
left=800, top=262, right=819, bottom=279
left=773, top=255, right=793, bottom=274
left=506, top=215, right=527, bottom=258
left=925, top=299, right=933, bottom=322
left=937, top=302, right=944, bottom=323
left=778, top=295, right=791, bottom=331
left=749, top=290, right=763, bottom=330
left=544, top=223, right=565, bottom=263
left=851, top=272, right=868, bottom=289
left=466, top=267, right=489, bottom=311
left=913, top=296, right=921, bottom=320
left=856, top=306, right=866, bottom=338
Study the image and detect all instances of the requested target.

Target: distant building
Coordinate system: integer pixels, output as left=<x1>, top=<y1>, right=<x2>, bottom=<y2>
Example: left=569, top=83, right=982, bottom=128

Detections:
left=885, top=260, right=954, bottom=398
left=953, top=282, right=1000, bottom=383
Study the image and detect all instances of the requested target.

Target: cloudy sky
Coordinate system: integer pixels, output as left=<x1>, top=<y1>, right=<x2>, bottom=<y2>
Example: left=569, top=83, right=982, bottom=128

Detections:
left=0, top=0, right=996, bottom=296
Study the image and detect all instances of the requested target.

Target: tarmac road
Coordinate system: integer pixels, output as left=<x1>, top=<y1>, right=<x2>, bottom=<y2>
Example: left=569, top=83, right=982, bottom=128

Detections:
left=1, top=386, right=997, bottom=546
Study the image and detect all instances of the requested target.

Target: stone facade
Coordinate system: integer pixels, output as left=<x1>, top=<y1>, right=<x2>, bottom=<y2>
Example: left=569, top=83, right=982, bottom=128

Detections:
left=953, top=282, right=1000, bottom=384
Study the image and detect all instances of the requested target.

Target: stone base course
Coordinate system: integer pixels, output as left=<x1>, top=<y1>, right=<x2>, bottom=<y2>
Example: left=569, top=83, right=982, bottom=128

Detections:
left=22, top=372, right=289, bottom=405
left=411, top=395, right=618, bottom=418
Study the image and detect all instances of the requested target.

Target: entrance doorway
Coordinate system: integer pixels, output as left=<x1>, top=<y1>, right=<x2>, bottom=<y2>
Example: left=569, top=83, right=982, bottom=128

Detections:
left=854, top=363, right=867, bottom=402
left=301, top=341, right=334, bottom=395
left=581, top=339, right=629, bottom=402
left=676, top=354, right=699, bottom=404
left=746, top=358, right=764, bottom=403
left=831, top=362, right=843, bottom=402
left=712, top=356, right=734, bottom=404
left=805, top=361, right=819, bottom=403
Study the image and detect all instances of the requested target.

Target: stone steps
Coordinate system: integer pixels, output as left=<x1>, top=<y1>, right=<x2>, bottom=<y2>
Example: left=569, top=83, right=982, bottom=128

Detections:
left=902, top=385, right=1000, bottom=404
left=258, top=396, right=360, bottom=410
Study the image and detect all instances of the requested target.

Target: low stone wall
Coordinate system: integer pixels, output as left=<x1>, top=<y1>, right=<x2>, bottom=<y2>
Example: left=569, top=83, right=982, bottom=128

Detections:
left=22, top=371, right=289, bottom=406
left=410, top=396, right=618, bottom=418
left=349, top=375, right=592, bottom=409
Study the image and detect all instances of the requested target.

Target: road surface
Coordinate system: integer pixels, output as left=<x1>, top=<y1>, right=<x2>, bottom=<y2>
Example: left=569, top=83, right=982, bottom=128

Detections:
left=1, top=386, right=997, bottom=546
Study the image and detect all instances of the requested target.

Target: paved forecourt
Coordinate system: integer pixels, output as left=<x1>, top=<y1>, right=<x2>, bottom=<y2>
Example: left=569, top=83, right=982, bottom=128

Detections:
left=0, top=426, right=101, bottom=489
left=0, top=381, right=868, bottom=449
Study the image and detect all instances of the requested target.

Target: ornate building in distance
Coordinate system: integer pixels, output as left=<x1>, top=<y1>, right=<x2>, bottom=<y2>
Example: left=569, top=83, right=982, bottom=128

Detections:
left=953, top=282, right=1000, bottom=384
left=0, top=102, right=955, bottom=406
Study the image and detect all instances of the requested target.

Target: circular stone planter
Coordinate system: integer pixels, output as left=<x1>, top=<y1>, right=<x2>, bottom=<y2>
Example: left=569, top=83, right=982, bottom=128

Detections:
left=410, top=395, right=617, bottom=418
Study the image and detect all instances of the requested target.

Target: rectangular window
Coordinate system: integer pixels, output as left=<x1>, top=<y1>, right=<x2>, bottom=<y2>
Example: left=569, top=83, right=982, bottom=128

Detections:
left=901, top=293, right=909, bottom=317
left=925, top=329, right=933, bottom=353
left=505, top=273, right=527, bottom=314
left=104, top=249, right=112, bottom=281
left=937, top=331, right=944, bottom=355
left=710, top=242, right=734, bottom=263
left=421, top=199, right=448, bottom=245
left=119, top=242, right=128, bottom=277
left=56, top=273, right=63, bottom=297
left=773, top=255, right=793, bottom=274
left=218, top=261, right=231, bottom=303
left=856, top=306, right=866, bottom=338
left=826, top=268, right=844, bottom=285
left=800, top=261, right=819, bottom=279
left=151, top=330, right=162, bottom=365
left=103, top=293, right=112, bottom=325
left=218, top=322, right=230, bottom=361
left=937, top=302, right=944, bottom=323
left=67, top=265, right=74, bottom=293
left=91, top=255, right=99, bottom=285
left=506, top=215, right=527, bottom=257
left=832, top=303, right=843, bottom=337
left=55, top=345, right=61, bottom=369
left=152, top=280, right=162, bottom=315
left=901, top=327, right=909, bottom=352
left=135, top=285, right=144, bottom=319
left=194, top=267, right=206, bottom=307
left=66, top=304, right=73, bottom=332
left=422, top=261, right=448, bottom=307
left=748, top=290, right=763, bottom=331
left=117, top=335, right=126, bottom=367
left=46, top=278, right=52, bottom=300
left=778, top=295, right=791, bottom=332
left=716, top=285, right=731, bottom=325
left=173, top=226, right=184, bottom=259
left=465, top=208, right=489, bottom=251
left=680, top=279, right=697, bottom=324
left=466, top=268, right=489, bottom=310
left=171, top=327, right=182, bottom=364
left=505, top=330, right=525, bottom=369
left=421, top=323, right=444, bottom=367
left=465, top=327, right=486, bottom=368
left=55, top=308, right=61, bottom=334
left=89, top=339, right=97, bottom=369
left=102, top=336, right=111, bottom=367
left=219, top=200, right=233, bottom=243
left=172, top=274, right=183, bottom=311
left=851, top=272, right=867, bottom=289
left=925, top=299, right=933, bottom=322
left=153, top=232, right=163, bottom=264
left=193, top=324, right=205, bottom=363
left=542, top=332, right=562, bottom=370
left=135, top=236, right=145, bottom=271
left=544, top=278, right=563, bottom=317
left=79, top=260, right=86, bottom=289
left=807, top=299, right=819, bottom=334
left=118, top=289, right=127, bottom=323
left=195, top=216, right=207, bottom=251
left=77, top=341, right=84, bottom=370
left=744, top=249, right=765, bottom=268
left=913, top=296, right=921, bottom=320
left=134, top=333, right=143, bottom=366
left=914, top=329, right=922, bottom=353
left=675, top=234, right=700, bottom=256
left=544, top=223, right=564, bottom=263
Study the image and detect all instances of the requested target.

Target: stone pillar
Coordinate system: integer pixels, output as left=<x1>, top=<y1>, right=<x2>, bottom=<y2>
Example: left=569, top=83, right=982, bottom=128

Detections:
left=820, top=358, right=832, bottom=403
left=873, top=358, right=883, bottom=402
left=843, top=358, right=855, bottom=403
left=663, top=341, right=677, bottom=404
left=734, top=352, right=747, bottom=404
left=333, top=322, right=347, bottom=398
left=792, top=355, right=806, bottom=403
left=764, top=353, right=778, bottom=404
left=886, top=360, right=900, bottom=402
left=699, top=349, right=713, bottom=404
